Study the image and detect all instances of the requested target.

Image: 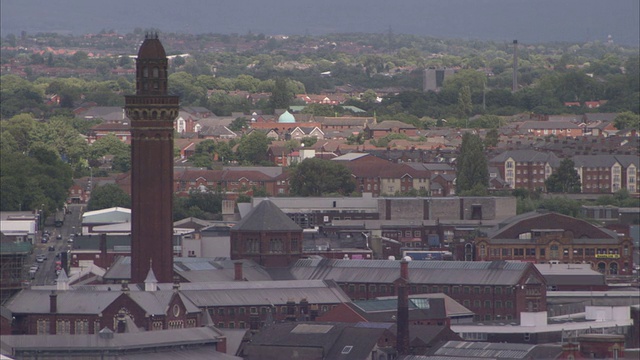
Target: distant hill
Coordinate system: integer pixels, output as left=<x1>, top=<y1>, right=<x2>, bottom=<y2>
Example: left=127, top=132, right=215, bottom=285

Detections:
left=1, top=0, right=638, bottom=46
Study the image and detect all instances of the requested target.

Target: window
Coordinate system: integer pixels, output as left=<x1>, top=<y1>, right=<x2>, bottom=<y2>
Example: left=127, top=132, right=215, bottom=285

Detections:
left=250, top=307, right=257, bottom=315
left=217, top=308, right=225, bottom=316
left=484, top=287, right=491, bottom=294
left=432, top=286, right=439, bottom=293
left=453, top=286, right=459, bottom=294
left=474, top=287, right=480, bottom=294
left=502, top=248, right=511, bottom=256
left=484, top=300, right=492, bottom=308
left=495, top=287, right=502, bottom=295
left=506, top=301, right=513, bottom=308
left=474, top=300, right=481, bottom=308
left=37, top=319, right=50, bottom=335
left=495, top=300, right=502, bottom=308
left=75, top=319, right=89, bottom=335
left=239, top=307, right=245, bottom=315
left=526, top=248, right=536, bottom=256
left=464, top=286, right=470, bottom=294
left=56, top=320, right=71, bottom=335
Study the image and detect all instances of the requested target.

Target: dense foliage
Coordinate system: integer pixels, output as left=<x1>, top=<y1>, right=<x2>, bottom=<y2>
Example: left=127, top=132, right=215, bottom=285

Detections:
left=86, top=183, right=131, bottom=211
left=289, top=158, right=355, bottom=196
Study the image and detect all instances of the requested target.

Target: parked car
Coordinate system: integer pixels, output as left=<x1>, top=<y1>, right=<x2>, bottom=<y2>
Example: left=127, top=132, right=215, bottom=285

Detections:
left=41, top=237, right=48, bottom=244
left=56, top=234, right=62, bottom=240
left=48, top=246, right=55, bottom=251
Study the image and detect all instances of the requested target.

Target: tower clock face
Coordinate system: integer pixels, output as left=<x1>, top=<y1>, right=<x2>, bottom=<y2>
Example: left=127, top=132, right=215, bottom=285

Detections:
left=172, top=304, right=180, bottom=317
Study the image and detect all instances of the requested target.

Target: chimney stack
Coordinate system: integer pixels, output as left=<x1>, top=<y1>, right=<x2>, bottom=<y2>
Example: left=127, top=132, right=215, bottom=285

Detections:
left=299, top=298, right=309, bottom=321
left=286, top=299, right=296, bottom=321
left=49, top=291, right=57, bottom=313
left=99, top=234, right=107, bottom=268
left=234, top=261, right=243, bottom=281
left=396, top=258, right=410, bottom=355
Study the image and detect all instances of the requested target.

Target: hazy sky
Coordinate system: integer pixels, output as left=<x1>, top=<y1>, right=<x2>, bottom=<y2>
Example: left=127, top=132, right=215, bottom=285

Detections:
left=1, top=0, right=639, bottom=46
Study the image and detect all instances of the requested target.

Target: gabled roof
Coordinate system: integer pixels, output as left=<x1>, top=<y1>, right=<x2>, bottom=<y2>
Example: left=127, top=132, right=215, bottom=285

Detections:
left=232, top=199, right=301, bottom=232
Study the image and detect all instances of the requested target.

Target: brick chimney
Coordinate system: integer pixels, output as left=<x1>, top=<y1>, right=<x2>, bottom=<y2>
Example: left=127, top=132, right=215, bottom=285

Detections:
left=234, top=261, right=243, bottom=281
left=49, top=290, right=57, bottom=313
left=299, top=298, right=309, bottom=321
left=395, top=258, right=410, bottom=355
left=286, top=299, right=296, bottom=321
left=99, top=233, right=107, bottom=268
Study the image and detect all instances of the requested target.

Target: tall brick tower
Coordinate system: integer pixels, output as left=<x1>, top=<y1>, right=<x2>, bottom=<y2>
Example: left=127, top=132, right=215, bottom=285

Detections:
left=125, top=34, right=179, bottom=283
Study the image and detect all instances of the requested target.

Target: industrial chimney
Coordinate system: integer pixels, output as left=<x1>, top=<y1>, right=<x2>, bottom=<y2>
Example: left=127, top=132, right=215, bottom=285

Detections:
left=395, top=258, right=410, bottom=355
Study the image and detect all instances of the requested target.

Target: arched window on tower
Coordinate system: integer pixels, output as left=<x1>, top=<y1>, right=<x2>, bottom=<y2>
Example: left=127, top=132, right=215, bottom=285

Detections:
left=153, top=67, right=159, bottom=78
left=143, top=67, right=149, bottom=78
left=152, top=111, right=157, bottom=119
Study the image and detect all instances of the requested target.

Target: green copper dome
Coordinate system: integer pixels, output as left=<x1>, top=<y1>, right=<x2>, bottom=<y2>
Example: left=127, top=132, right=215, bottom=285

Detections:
left=278, top=110, right=295, bottom=123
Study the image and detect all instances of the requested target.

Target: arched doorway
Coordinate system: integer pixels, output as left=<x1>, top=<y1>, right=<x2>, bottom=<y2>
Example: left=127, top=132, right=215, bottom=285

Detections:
left=609, top=262, right=618, bottom=275
left=597, top=262, right=606, bottom=273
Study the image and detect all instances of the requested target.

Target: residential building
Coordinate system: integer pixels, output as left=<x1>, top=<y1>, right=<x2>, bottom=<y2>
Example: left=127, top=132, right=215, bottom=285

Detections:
left=489, top=149, right=561, bottom=191
left=573, top=154, right=638, bottom=194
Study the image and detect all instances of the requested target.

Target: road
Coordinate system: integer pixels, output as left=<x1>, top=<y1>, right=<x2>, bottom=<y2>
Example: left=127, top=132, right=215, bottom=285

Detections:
left=29, top=204, right=84, bottom=286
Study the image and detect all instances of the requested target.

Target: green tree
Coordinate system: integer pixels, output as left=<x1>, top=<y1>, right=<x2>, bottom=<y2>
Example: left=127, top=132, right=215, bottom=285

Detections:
left=0, top=146, right=72, bottom=213
left=236, top=131, right=271, bottom=165
left=545, top=158, right=581, bottom=193
left=613, top=111, right=640, bottom=130
left=87, top=183, right=131, bottom=211
left=270, top=77, right=291, bottom=110
left=290, top=158, right=355, bottom=196
left=455, top=133, right=488, bottom=193
left=228, top=117, right=249, bottom=132
left=457, top=85, right=472, bottom=118
left=484, top=128, right=499, bottom=148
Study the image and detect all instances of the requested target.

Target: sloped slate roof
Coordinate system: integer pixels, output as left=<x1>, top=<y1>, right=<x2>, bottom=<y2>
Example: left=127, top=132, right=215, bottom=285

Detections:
left=289, top=259, right=530, bottom=286
left=490, top=149, right=560, bottom=166
left=177, top=280, right=350, bottom=307
left=5, top=290, right=120, bottom=314
left=232, top=199, right=301, bottom=232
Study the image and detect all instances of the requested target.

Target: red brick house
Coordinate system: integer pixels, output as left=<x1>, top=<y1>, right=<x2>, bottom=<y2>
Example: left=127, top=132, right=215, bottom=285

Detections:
left=87, top=121, right=132, bottom=144
left=365, top=120, right=419, bottom=139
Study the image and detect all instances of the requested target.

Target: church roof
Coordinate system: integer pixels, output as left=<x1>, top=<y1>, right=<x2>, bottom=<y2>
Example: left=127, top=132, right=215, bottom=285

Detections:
left=232, top=199, right=301, bottom=232
left=137, top=35, right=166, bottom=59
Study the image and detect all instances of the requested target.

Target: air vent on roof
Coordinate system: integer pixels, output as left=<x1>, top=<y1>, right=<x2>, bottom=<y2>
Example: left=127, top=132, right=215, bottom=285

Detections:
left=342, top=346, right=353, bottom=354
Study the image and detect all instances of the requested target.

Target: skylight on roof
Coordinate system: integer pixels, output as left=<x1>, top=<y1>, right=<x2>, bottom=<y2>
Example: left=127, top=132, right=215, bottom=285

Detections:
left=341, top=346, right=353, bottom=354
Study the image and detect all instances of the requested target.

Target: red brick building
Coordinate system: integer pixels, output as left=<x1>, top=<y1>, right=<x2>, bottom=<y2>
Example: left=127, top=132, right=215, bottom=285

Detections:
left=230, top=199, right=303, bottom=267
left=5, top=284, right=201, bottom=335
left=289, top=258, right=547, bottom=321
left=475, top=211, right=634, bottom=275
left=489, top=149, right=561, bottom=191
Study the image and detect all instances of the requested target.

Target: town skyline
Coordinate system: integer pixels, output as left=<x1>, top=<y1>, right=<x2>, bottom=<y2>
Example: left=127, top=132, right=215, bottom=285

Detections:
left=1, top=0, right=639, bottom=46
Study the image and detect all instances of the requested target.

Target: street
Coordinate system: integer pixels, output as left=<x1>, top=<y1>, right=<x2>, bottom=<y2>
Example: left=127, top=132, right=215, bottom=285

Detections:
left=29, top=204, right=84, bottom=286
